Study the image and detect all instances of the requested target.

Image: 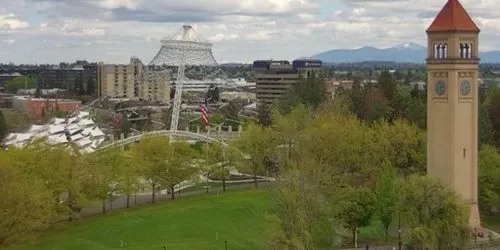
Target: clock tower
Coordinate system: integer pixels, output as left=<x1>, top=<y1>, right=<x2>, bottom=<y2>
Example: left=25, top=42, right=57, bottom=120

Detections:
left=426, top=0, right=480, bottom=227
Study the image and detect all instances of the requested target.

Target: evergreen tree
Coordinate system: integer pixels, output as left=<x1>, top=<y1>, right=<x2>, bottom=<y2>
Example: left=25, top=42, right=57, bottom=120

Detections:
left=479, top=104, right=494, bottom=146
left=213, top=86, right=220, bottom=102
left=73, top=77, right=84, bottom=95
left=489, top=88, right=500, bottom=147
left=205, top=84, right=220, bottom=103
left=279, top=71, right=327, bottom=113
left=257, top=102, right=272, bottom=127
left=78, top=77, right=85, bottom=95
left=34, top=87, right=42, bottom=98
left=86, top=78, right=95, bottom=96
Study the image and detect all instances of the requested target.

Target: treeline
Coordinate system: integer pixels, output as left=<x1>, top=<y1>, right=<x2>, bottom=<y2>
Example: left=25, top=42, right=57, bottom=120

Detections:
left=0, top=137, right=253, bottom=246
left=254, top=71, right=499, bottom=249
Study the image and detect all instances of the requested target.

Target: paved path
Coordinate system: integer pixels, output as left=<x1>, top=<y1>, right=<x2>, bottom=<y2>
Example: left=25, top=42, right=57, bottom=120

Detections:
left=55, top=182, right=273, bottom=222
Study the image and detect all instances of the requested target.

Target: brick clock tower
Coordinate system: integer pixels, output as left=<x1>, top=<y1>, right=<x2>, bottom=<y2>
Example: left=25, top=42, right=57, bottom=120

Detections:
left=426, top=0, right=481, bottom=227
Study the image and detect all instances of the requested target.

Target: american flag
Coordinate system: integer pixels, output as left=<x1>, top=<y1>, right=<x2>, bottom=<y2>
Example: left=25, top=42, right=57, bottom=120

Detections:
left=200, top=99, right=209, bottom=126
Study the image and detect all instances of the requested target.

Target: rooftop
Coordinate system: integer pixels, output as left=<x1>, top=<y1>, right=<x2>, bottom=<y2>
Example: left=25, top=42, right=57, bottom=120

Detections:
left=427, top=0, right=479, bottom=32
left=2, top=111, right=106, bottom=153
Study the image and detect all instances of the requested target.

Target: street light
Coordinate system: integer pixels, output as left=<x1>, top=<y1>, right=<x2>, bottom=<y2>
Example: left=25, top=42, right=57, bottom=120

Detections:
left=398, top=213, right=402, bottom=250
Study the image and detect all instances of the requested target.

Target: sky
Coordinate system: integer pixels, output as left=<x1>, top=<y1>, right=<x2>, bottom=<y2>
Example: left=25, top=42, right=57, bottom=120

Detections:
left=0, top=0, right=498, bottom=64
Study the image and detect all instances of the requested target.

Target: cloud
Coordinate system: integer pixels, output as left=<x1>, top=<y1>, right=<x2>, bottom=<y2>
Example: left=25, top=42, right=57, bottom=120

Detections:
left=0, top=0, right=499, bottom=64
left=0, top=11, right=29, bottom=30
left=2, top=39, right=16, bottom=44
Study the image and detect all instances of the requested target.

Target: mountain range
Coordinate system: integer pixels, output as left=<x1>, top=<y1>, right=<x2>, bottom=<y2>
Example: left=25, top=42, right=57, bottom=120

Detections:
left=311, top=43, right=500, bottom=64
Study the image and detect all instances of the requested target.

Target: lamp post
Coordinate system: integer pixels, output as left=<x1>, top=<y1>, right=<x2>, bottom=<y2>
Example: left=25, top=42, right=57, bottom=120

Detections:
left=398, top=213, right=402, bottom=250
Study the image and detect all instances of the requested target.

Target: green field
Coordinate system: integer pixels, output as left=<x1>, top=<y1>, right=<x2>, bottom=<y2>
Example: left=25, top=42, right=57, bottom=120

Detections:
left=8, top=189, right=271, bottom=250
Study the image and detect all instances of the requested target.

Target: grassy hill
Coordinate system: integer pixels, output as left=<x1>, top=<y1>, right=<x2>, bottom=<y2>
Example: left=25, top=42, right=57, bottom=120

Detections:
left=7, top=189, right=271, bottom=250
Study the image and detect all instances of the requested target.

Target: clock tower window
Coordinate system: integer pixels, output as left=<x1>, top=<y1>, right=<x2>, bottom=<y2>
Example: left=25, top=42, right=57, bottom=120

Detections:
left=434, top=43, right=448, bottom=59
left=459, top=43, right=473, bottom=59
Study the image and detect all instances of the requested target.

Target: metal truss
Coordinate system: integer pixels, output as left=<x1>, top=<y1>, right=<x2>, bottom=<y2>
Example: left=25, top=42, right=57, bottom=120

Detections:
left=96, top=130, right=229, bottom=152
left=149, top=41, right=218, bottom=66
left=148, top=25, right=219, bottom=135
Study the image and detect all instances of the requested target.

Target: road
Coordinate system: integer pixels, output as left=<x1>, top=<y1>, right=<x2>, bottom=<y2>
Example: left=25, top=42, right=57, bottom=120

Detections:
left=54, top=181, right=274, bottom=222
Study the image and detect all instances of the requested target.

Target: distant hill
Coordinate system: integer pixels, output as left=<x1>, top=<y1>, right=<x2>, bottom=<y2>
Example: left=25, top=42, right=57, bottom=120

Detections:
left=311, top=43, right=500, bottom=63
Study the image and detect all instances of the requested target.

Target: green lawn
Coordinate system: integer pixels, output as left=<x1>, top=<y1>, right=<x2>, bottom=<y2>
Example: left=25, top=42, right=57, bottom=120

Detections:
left=7, top=189, right=271, bottom=250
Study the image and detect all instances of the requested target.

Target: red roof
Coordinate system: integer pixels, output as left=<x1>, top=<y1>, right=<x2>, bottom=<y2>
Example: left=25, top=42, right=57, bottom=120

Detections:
left=427, top=0, right=480, bottom=32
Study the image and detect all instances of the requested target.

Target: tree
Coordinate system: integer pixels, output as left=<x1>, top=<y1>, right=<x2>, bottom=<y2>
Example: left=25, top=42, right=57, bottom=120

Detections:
left=373, top=119, right=426, bottom=176
left=337, top=186, right=376, bottom=248
left=257, top=102, right=272, bottom=127
left=129, top=137, right=165, bottom=203
left=0, top=156, right=53, bottom=245
left=398, top=175, right=470, bottom=249
left=130, top=137, right=197, bottom=202
left=404, top=97, right=426, bottom=129
left=375, top=161, right=397, bottom=243
left=488, top=87, right=500, bottom=147
left=86, top=78, right=95, bottom=96
left=1, top=109, right=31, bottom=133
left=110, top=113, right=132, bottom=138
left=118, top=151, right=143, bottom=208
left=160, top=141, right=198, bottom=200
left=300, top=110, right=384, bottom=186
left=478, top=145, right=500, bottom=214
left=82, top=149, right=123, bottom=214
left=220, top=100, right=241, bottom=128
left=271, top=104, right=309, bottom=175
left=377, top=70, right=397, bottom=103
left=279, top=71, right=327, bottom=113
left=361, top=86, right=391, bottom=123
left=72, top=77, right=84, bottom=95
left=203, top=143, right=237, bottom=192
left=479, top=104, right=494, bottom=146
left=233, top=123, right=275, bottom=187
left=9, top=141, right=87, bottom=221
left=206, top=84, right=220, bottom=102
left=34, top=87, right=42, bottom=98
left=267, top=165, right=343, bottom=250
left=0, top=110, right=6, bottom=140
left=5, top=75, right=37, bottom=91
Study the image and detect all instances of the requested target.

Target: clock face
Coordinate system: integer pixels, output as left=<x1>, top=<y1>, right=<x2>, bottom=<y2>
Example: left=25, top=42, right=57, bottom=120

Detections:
left=435, top=80, right=446, bottom=96
left=460, top=80, right=472, bottom=96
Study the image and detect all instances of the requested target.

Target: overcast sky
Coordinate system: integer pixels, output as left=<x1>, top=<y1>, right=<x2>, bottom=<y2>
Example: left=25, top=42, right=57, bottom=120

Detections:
left=0, top=0, right=497, bottom=64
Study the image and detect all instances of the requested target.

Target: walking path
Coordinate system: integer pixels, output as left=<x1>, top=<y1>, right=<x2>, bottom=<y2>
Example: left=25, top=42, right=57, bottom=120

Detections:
left=54, top=182, right=273, bottom=222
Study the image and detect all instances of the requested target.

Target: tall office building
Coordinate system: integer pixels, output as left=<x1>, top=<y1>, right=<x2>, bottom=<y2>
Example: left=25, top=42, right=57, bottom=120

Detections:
left=97, top=58, right=170, bottom=102
left=97, top=59, right=137, bottom=99
left=144, top=66, right=170, bottom=102
left=253, top=59, right=322, bottom=105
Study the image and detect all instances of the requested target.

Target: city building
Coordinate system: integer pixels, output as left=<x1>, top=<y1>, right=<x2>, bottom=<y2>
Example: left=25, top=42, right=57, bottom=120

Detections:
left=97, top=58, right=170, bottom=102
left=253, top=59, right=322, bottom=105
left=0, top=72, right=22, bottom=89
left=144, top=66, right=170, bottom=102
left=12, top=96, right=82, bottom=119
left=0, top=61, right=97, bottom=94
left=97, top=59, right=139, bottom=99
left=425, top=0, right=480, bottom=227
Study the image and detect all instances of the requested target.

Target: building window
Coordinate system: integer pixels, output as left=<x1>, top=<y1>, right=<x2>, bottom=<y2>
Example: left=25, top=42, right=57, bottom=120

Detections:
left=433, top=43, right=447, bottom=59
left=459, top=43, right=473, bottom=59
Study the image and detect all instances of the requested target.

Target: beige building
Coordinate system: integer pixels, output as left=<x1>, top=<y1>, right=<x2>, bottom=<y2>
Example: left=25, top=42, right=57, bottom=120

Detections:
left=144, top=66, right=170, bottom=102
left=97, top=58, right=170, bottom=102
left=426, top=0, right=480, bottom=227
left=253, top=59, right=322, bottom=105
